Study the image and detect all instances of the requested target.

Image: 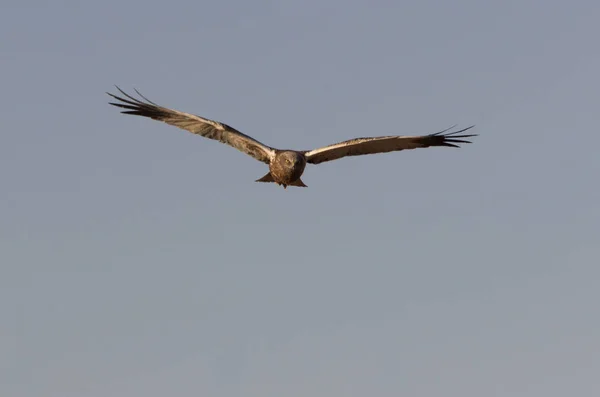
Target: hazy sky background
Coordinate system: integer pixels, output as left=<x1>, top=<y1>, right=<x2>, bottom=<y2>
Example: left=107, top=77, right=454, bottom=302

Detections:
left=2, top=1, right=599, bottom=396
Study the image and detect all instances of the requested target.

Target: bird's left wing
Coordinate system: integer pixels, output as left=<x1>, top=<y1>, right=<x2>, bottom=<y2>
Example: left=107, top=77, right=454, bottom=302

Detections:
left=107, top=87, right=276, bottom=164
left=303, top=125, right=476, bottom=165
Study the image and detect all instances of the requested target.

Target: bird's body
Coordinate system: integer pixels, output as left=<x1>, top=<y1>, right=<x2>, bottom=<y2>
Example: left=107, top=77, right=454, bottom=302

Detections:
left=107, top=87, right=477, bottom=189
left=262, top=151, right=307, bottom=188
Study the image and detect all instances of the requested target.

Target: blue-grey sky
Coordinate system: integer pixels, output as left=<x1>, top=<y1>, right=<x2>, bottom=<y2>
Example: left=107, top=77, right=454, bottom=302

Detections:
left=2, top=1, right=599, bottom=396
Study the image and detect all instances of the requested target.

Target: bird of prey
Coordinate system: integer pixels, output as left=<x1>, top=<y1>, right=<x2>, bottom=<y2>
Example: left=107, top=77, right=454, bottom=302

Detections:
left=107, top=87, right=477, bottom=189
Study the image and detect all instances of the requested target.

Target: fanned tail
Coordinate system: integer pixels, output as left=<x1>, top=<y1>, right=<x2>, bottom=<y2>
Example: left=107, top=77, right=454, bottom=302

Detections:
left=255, top=173, right=308, bottom=188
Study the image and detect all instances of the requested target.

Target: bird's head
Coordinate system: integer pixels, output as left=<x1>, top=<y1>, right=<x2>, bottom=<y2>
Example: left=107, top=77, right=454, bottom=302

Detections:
left=280, top=151, right=303, bottom=167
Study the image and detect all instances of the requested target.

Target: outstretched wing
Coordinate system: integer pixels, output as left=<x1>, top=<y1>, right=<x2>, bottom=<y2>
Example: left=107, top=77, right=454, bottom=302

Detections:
left=107, top=86, right=276, bottom=164
left=303, top=125, right=477, bottom=165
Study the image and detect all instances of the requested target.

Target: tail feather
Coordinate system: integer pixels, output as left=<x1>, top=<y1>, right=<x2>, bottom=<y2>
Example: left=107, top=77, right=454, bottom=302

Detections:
left=288, top=178, right=308, bottom=187
left=255, top=172, right=275, bottom=183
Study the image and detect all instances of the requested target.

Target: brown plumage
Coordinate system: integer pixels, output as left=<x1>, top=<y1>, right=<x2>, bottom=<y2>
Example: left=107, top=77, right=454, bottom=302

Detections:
left=107, top=87, right=477, bottom=189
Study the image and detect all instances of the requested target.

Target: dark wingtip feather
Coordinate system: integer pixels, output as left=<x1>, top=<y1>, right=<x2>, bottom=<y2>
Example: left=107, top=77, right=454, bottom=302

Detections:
left=445, top=139, right=472, bottom=144
left=432, top=124, right=458, bottom=136
left=106, top=86, right=167, bottom=120
left=133, top=88, right=159, bottom=106
left=430, top=125, right=477, bottom=148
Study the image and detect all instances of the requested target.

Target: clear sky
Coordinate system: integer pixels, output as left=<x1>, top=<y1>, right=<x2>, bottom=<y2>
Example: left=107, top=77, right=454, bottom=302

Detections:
left=2, top=1, right=599, bottom=396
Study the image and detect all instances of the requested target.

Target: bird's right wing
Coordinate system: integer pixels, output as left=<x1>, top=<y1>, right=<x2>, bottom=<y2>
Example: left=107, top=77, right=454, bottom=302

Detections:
left=107, top=87, right=276, bottom=164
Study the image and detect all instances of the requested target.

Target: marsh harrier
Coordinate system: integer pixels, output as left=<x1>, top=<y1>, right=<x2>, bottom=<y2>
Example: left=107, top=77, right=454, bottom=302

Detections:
left=107, top=87, right=477, bottom=188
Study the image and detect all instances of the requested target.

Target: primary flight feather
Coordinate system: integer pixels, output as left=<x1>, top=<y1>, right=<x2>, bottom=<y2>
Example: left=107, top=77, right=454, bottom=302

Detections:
left=107, top=87, right=477, bottom=189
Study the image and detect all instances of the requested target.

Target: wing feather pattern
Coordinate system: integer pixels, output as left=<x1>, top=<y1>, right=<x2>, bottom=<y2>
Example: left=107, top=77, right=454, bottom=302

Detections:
left=304, top=125, right=476, bottom=165
left=107, top=87, right=275, bottom=164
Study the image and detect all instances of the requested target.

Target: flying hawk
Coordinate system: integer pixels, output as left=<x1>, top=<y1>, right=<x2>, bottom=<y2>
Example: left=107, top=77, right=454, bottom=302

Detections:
left=107, top=87, right=477, bottom=189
